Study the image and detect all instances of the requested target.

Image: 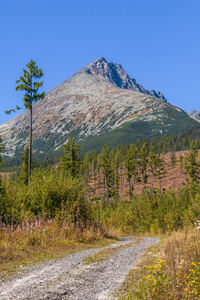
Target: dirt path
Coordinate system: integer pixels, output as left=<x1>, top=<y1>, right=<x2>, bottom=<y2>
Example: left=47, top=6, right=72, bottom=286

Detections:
left=0, top=237, right=159, bottom=300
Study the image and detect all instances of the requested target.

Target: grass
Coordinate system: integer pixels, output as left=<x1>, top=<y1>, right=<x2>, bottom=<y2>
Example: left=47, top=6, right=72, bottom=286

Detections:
left=114, top=226, right=200, bottom=299
left=83, top=239, right=140, bottom=264
left=0, top=218, right=117, bottom=281
left=83, top=247, right=118, bottom=264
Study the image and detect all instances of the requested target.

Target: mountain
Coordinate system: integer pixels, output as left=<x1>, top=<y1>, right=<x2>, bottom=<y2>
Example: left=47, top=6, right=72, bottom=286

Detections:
left=0, top=57, right=198, bottom=159
left=188, top=110, right=200, bottom=122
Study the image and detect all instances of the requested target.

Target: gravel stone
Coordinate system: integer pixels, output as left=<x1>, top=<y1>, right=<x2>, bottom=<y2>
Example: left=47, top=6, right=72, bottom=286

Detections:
left=0, top=237, right=159, bottom=300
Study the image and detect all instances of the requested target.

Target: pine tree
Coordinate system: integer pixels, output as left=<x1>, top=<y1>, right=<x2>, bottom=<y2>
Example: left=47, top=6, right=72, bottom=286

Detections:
left=0, top=137, right=4, bottom=188
left=59, top=136, right=81, bottom=178
left=125, top=144, right=139, bottom=201
left=184, top=141, right=199, bottom=186
left=149, top=140, right=157, bottom=188
left=140, top=140, right=149, bottom=191
left=114, top=146, right=122, bottom=199
left=100, top=144, right=113, bottom=204
left=20, top=145, right=35, bottom=185
left=170, top=147, right=177, bottom=188
left=6, top=60, right=45, bottom=185
left=154, top=152, right=164, bottom=192
left=149, top=138, right=164, bottom=190
left=91, top=150, right=98, bottom=191
left=0, top=136, right=4, bottom=165
left=81, top=153, right=90, bottom=185
left=179, top=152, right=184, bottom=181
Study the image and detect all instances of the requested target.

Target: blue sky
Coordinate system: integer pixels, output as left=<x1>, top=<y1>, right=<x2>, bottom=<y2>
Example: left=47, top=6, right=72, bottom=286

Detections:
left=0, top=0, right=200, bottom=125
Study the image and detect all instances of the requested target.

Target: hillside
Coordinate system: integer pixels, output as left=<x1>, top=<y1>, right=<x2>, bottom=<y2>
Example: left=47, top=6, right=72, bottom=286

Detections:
left=0, top=57, right=197, bottom=159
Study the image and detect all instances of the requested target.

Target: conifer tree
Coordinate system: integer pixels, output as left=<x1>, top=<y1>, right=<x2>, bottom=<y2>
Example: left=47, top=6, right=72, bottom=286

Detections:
left=113, top=146, right=122, bottom=199
left=170, top=147, right=176, bottom=188
left=149, top=139, right=157, bottom=187
left=6, top=60, right=45, bottom=185
left=0, top=137, right=4, bottom=188
left=20, top=145, right=35, bottom=185
left=172, top=133, right=177, bottom=151
left=125, top=144, right=139, bottom=200
left=179, top=152, right=184, bottom=181
left=97, top=154, right=102, bottom=186
left=154, top=152, right=164, bottom=191
left=184, top=141, right=200, bottom=186
left=0, top=136, right=4, bottom=166
left=100, top=144, right=113, bottom=204
left=59, top=136, right=81, bottom=178
left=90, top=150, right=98, bottom=191
left=140, top=140, right=149, bottom=191
left=81, top=153, right=90, bottom=185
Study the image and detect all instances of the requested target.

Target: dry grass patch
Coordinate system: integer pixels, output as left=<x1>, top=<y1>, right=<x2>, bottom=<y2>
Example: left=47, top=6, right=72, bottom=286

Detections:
left=0, top=218, right=117, bottom=281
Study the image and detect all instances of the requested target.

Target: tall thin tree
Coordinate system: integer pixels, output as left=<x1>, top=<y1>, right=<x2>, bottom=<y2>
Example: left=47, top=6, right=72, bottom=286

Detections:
left=6, top=60, right=45, bottom=185
left=0, top=136, right=4, bottom=165
left=59, top=136, right=81, bottom=178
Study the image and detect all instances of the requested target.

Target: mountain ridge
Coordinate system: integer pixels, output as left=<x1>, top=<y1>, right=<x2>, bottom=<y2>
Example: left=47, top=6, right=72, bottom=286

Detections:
left=0, top=57, right=198, bottom=159
left=72, top=57, right=166, bottom=100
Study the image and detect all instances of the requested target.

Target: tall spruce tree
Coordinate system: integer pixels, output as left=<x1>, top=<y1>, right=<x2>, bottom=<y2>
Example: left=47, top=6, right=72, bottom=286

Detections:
left=125, top=144, right=139, bottom=200
left=185, top=141, right=200, bottom=186
left=6, top=60, right=45, bottom=185
left=91, top=150, right=98, bottom=191
left=0, top=137, right=4, bottom=190
left=59, top=136, right=81, bottom=178
left=154, top=152, right=164, bottom=192
left=140, top=140, right=149, bottom=191
left=170, top=147, right=177, bottom=188
left=19, top=145, right=35, bottom=185
left=0, top=136, right=4, bottom=165
left=149, top=139, right=157, bottom=187
left=100, top=144, right=113, bottom=204
left=125, top=145, right=134, bottom=201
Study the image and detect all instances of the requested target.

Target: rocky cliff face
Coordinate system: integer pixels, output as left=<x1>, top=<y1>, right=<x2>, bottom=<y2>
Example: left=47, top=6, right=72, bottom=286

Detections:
left=0, top=57, right=197, bottom=158
left=81, top=57, right=166, bottom=99
left=188, top=110, right=200, bottom=122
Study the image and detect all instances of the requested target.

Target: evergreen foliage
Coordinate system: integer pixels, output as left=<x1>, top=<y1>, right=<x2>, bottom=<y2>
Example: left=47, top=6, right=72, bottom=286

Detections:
left=100, top=144, right=114, bottom=204
left=19, top=145, right=35, bottom=185
left=184, top=140, right=200, bottom=186
left=59, top=136, right=81, bottom=178
left=5, top=60, right=45, bottom=185
left=0, top=136, right=4, bottom=165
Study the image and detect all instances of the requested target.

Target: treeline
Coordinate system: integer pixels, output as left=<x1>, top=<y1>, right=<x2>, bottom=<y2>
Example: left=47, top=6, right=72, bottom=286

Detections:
left=1, top=134, right=200, bottom=203
left=2, top=124, right=200, bottom=172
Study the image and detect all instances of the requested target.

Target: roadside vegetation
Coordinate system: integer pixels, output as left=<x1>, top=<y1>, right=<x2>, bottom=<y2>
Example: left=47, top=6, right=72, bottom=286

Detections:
left=115, top=226, right=200, bottom=299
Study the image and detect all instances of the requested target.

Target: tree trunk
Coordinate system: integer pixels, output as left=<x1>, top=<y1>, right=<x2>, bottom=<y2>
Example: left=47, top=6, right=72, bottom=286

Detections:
left=105, top=175, right=109, bottom=204
left=28, top=106, right=32, bottom=186
left=129, top=181, right=132, bottom=201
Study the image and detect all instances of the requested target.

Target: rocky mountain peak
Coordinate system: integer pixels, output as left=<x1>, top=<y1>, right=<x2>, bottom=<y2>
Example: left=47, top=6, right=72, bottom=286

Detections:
left=79, top=57, right=166, bottom=100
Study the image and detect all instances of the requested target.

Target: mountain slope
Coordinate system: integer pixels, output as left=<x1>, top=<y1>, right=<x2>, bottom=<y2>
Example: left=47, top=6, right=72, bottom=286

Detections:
left=0, top=57, right=198, bottom=158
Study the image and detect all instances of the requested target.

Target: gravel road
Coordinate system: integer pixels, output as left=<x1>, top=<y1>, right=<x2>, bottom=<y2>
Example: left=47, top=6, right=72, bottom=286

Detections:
left=0, top=237, right=159, bottom=300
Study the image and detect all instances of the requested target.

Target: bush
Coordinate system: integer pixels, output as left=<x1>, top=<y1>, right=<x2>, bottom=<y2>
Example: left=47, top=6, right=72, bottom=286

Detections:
left=1, top=169, right=90, bottom=224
